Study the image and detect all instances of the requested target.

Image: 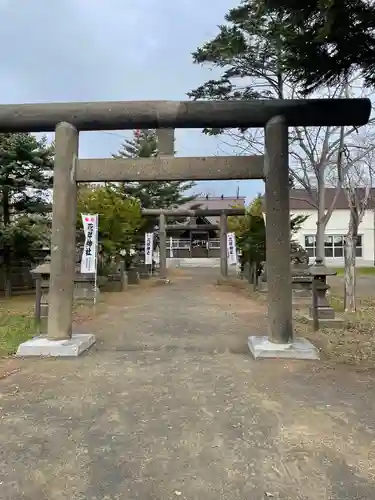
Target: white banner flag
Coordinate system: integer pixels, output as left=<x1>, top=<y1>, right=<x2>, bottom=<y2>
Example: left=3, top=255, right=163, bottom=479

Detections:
left=80, top=214, right=98, bottom=274
left=227, top=232, right=238, bottom=265
left=145, top=232, right=154, bottom=265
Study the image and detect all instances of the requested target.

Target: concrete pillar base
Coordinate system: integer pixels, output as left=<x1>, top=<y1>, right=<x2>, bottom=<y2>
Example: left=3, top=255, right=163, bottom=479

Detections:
left=248, top=335, right=319, bottom=360
left=16, top=333, right=96, bottom=357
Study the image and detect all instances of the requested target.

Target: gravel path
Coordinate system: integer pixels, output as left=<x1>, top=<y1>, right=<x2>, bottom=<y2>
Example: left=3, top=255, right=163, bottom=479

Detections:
left=0, top=269, right=374, bottom=499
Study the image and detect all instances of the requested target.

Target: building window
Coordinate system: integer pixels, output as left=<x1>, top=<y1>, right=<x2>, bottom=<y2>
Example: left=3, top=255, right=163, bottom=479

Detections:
left=304, top=235, right=316, bottom=258
left=355, top=235, right=363, bottom=257
left=304, top=235, right=363, bottom=258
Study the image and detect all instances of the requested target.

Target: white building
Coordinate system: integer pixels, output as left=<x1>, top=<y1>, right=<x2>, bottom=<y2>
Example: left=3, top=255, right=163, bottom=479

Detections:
left=290, top=188, right=375, bottom=267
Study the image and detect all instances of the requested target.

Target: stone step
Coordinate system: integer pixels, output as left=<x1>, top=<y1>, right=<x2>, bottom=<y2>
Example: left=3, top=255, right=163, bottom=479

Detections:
left=167, top=258, right=221, bottom=268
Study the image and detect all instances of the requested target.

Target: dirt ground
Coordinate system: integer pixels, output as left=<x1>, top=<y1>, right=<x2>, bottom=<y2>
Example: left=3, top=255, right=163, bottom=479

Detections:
left=0, top=268, right=374, bottom=500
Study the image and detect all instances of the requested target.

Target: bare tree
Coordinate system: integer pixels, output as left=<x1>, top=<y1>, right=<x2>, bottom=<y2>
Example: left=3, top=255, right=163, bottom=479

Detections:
left=221, top=77, right=374, bottom=263
left=288, top=81, right=362, bottom=261
left=342, top=144, right=375, bottom=312
left=192, top=7, right=375, bottom=269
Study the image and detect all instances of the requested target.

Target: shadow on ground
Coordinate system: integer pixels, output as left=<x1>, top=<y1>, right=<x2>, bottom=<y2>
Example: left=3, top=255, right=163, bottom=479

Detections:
left=0, top=268, right=374, bottom=499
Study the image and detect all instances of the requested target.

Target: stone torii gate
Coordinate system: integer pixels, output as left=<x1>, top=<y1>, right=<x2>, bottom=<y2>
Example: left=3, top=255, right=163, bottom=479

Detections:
left=142, top=207, right=246, bottom=279
left=2, top=98, right=369, bottom=358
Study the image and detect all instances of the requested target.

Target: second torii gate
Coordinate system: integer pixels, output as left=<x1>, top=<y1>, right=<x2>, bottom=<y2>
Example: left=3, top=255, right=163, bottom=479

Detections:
left=142, top=206, right=246, bottom=279
left=143, top=129, right=246, bottom=278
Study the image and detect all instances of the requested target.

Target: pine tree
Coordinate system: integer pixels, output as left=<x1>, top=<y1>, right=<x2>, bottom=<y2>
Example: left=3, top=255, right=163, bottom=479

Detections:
left=264, top=0, right=375, bottom=93
left=188, top=1, right=286, bottom=106
left=0, top=133, right=53, bottom=220
left=0, top=133, right=54, bottom=295
left=188, top=3, right=294, bottom=185
left=113, top=129, right=197, bottom=209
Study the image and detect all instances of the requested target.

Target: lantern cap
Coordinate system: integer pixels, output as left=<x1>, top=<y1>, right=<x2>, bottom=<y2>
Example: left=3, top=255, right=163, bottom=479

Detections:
left=309, top=257, right=337, bottom=277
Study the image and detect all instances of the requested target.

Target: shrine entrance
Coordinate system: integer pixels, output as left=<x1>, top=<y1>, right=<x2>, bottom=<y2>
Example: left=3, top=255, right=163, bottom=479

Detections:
left=191, top=232, right=209, bottom=258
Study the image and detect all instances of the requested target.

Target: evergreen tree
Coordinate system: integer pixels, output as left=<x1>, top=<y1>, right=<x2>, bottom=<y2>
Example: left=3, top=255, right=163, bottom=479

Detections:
left=188, top=3, right=294, bottom=185
left=0, top=133, right=54, bottom=295
left=188, top=1, right=286, bottom=108
left=264, top=0, right=375, bottom=93
left=113, top=129, right=197, bottom=209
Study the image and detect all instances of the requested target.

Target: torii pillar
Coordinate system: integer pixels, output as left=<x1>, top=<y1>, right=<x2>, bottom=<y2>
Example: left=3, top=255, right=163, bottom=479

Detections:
left=248, top=115, right=319, bottom=360
left=220, top=212, right=228, bottom=279
left=156, top=128, right=175, bottom=280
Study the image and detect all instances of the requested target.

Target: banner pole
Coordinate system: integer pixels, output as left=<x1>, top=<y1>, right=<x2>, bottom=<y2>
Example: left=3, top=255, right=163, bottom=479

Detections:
left=93, top=214, right=98, bottom=305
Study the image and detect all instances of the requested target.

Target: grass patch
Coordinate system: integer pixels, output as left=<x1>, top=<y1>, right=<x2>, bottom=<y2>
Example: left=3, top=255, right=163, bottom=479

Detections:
left=0, top=315, right=35, bottom=356
left=332, top=266, right=375, bottom=276
left=0, top=296, right=35, bottom=357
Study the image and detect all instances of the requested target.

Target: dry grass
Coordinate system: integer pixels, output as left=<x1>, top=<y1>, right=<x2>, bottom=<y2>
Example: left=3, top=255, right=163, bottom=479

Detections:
left=300, top=294, right=375, bottom=367
left=216, top=276, right=375, bottom=368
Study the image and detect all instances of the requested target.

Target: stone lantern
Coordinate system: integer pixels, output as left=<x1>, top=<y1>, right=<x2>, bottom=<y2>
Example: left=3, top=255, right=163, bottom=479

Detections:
left=30, top=256, right=51, bottom=334
left=291, top=262, right=312, bottom=304
left=307, top=257, right=343, bottom=327
left=30, top=252, right=100, bottom=335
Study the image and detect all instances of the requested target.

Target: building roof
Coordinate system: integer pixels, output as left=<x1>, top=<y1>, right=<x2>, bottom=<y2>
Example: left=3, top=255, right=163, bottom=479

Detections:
left=281, top=188, right=375, bottom=211
left=178, top=196, right=246, bottom=224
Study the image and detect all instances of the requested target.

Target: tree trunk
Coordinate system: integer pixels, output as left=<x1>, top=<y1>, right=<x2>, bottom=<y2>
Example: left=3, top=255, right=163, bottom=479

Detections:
left=315, top=176, right=326, bottom=261
left=2, top=187, right=11, bottom=297
left=344, top=213, right=358, bottom=312
left=316, top=218, right=326, bottom=262
left=3, top=248, right=11, bottom=298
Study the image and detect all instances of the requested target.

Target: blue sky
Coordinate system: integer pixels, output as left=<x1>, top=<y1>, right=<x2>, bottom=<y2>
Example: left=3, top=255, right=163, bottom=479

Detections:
left=0, top=0, right=263, bottom=202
